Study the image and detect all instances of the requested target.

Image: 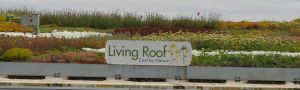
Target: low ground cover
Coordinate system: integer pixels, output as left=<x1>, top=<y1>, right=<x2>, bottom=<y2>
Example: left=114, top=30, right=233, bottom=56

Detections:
left=0, top=37, right=106, bottom=52
left=29, top=51, right=106, bottom=64
left=2, top=32, right=296, bottom=53
left=192, top=52, right=300, bottom=68
left=133, top=32, right=300, bottom=52
left=0, top=47, right=106, bottom=64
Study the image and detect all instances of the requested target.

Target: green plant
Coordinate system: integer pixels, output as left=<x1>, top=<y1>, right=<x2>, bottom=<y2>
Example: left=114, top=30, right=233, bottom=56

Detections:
left=293, top=18, right=300, bottom=23
left=0, top=15, right=5, bottom=22
left=60, top=47, right=80, bottom=52
left=144, top=13, right=171, bottom=27
left=192, top=52, right=300, bottom=68
left=5, top=14, right=21, bottom=22
left=3, top=48, right=33, bottom=61
left=97, top=52, right=105, bottom=57
left=121, top=13, right=144, bottom=28
left=0, top=48, right=4, bottom=56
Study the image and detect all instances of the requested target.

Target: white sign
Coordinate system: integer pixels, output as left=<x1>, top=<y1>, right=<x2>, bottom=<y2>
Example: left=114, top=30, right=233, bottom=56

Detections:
left=105, top=40, right=192, bottom=66
left=20, top=14, right=40, bottom=27
left=20, top=14, right=40, bottom=35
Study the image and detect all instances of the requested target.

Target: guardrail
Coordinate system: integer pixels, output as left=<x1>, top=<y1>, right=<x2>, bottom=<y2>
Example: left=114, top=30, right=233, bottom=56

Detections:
left=0, top=62, right=299, bottom=82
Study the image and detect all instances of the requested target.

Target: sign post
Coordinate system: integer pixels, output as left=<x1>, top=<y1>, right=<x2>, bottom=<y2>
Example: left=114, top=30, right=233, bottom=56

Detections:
left=20, top=14, right=40, bottom=35
left=105, top=40, right=192, bottom=66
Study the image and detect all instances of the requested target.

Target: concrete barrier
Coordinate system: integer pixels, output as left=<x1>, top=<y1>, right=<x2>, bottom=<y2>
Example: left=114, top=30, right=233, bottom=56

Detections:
left=187, top=66, right=300, bottom=82
left=0, top=62, right=300, bottom=82
left=0, top=62, right=185, bottom=80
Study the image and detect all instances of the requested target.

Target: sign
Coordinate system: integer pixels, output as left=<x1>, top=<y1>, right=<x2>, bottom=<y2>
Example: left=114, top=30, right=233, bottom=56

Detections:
left=105, top=40, right=192, bottom=66
left=20, top=14, right=40, bottom=26
left=20, top=14, right=40, bottom=35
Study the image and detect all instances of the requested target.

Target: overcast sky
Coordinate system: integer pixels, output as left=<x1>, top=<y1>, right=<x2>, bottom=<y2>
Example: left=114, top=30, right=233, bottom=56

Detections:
left=1, top=0, right=300, bottom=21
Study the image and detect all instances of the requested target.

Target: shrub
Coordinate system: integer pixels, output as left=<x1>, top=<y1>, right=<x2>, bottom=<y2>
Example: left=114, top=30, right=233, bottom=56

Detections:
left=3, top=48, right=33, bottom=61
left=0, top=48, right=4, bottom=56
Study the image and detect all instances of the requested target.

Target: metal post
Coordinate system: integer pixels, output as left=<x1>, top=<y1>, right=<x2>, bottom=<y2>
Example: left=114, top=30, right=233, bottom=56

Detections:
left=31, top=14, right=40, bottom=35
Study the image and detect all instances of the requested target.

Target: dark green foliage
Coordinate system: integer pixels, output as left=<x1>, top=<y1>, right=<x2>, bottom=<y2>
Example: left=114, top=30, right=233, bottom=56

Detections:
left=192, top=54, right=300, bottom=68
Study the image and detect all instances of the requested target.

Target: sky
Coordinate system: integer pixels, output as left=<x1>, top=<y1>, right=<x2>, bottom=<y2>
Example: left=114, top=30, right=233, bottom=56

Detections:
left=1, top=0, right=300, bottom=21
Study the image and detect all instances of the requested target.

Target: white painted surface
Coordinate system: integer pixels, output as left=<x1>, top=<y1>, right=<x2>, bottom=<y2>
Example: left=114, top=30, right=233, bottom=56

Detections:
left=0, top=31, right=111, bottom=38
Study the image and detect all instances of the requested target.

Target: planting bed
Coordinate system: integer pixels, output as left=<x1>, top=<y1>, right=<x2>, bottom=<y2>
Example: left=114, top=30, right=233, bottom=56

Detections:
left=0, top=32, right=300, bottom=68
left=0, top=9, right=300, bottom=68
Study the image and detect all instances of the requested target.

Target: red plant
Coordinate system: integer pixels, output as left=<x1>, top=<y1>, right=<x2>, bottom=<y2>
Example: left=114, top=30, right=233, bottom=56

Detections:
left=114, top=26, right=212, bottom=36
left=0, top=37, right=106, bottom=52
left=29, top=52, right=106, bottom=64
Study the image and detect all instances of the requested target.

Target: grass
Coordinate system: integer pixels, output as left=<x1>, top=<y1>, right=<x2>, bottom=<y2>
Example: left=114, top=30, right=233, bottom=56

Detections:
left=0, top=8, right=220, bottom=30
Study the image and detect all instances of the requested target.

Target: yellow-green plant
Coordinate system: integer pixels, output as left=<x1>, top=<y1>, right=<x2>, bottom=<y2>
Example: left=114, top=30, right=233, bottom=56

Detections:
left=132, top=32, right=299, bottom=52
left=5, top=14, right=20, bottom=22
left=293, top=18, right=300, bottom=23
left=0, top=15, right=5, bottom=22
left=3, top=48, right=33, bottom=61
